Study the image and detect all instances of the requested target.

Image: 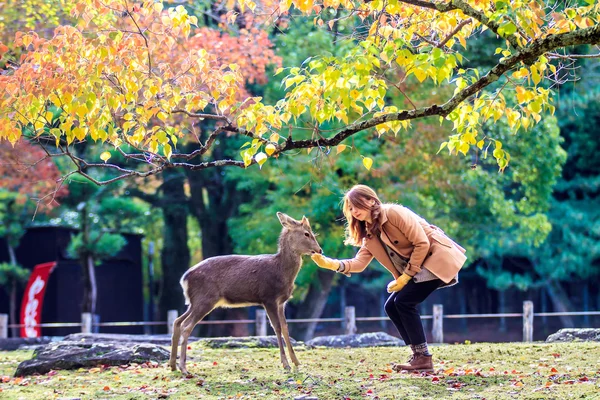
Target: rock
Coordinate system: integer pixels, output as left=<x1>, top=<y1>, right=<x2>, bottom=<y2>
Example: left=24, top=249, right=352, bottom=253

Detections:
left=199, top=336, right=300, bottom=349
left=14, top=341, right=170, bottom=376
left=63, top=333, right=200, bottom=345
left=0, top=337, right=57, bottom=351
left=546, top=328, right=600, bottom=342
left=307, top=332, right=404, bottom=348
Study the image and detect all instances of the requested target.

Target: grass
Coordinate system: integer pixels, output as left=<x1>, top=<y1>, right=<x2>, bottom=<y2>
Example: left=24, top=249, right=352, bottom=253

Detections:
left=1, top=341, right=599, bottom=399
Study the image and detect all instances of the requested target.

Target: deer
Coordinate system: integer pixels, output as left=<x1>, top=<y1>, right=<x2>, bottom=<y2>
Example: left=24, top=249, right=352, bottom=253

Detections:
left=169, top=212, right=323, bottom=375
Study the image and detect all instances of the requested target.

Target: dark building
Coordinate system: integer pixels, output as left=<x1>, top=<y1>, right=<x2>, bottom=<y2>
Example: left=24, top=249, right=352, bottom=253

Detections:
left=0, top=226, right=144, bottom=336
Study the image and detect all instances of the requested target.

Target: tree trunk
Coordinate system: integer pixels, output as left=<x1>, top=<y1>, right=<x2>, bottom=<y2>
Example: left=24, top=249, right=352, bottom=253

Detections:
left=10, top=280, right=17, bottom=338
left=185, top=134, right=250, bottom=337
left=158, top=170, right=191, bottom=324
left=290, top=269, right=336, bottom=342
left=7, top=243, right=18, bottom=337
left=81, top=254, right=97, bottom=315
left=545, top=281, right=575, bottom=328
left=79, top=203, right=97, bottom=315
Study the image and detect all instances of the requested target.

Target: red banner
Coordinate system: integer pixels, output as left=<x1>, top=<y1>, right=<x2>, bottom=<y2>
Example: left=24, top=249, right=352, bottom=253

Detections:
left=20, top=262, right=56, bottom=338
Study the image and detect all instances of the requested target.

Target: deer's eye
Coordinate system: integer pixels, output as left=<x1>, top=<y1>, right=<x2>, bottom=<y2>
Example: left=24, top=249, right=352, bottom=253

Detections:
left=304, top=232, right=310, bottom=237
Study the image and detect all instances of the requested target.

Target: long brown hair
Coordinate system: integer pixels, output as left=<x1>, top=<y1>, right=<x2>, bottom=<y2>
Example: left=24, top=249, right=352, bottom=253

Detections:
left=342, top=185, right=383, bottom=246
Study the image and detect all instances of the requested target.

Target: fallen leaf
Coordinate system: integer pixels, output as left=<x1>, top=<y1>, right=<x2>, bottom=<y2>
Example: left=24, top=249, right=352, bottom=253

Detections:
left=550, top=367, right=558, bottom=373
left=103, top=386, right=110, bottom=391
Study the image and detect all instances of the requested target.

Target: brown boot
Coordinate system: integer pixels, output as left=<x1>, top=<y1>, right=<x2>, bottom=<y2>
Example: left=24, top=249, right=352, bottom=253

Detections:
left=393, top=353, right=433, bottom=372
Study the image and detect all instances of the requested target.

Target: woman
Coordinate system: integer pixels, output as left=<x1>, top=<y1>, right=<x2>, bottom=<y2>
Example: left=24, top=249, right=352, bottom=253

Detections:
left=312, top=184, right=467, bottom=372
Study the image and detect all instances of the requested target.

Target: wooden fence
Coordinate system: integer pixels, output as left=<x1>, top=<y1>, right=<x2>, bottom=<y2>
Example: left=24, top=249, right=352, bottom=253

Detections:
left=2, top=301, right=600, bottom=342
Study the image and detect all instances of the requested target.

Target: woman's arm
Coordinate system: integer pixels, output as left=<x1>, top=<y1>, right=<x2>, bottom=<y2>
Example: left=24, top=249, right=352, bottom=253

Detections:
left=339, top=245, right=374, bottom=274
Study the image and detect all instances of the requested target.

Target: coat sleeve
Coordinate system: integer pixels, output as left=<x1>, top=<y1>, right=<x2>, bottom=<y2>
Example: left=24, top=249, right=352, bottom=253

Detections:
left=387, top=205, right=430, bottom=275
left=340, top=245, right=373, bottom=273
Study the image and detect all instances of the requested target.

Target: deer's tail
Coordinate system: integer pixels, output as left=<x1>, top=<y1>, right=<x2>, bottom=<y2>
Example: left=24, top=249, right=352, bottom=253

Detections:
left=180, top=272, right=191, bottom=306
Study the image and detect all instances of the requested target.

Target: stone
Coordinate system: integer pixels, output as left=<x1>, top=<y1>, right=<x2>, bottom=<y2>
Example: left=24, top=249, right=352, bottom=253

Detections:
left=63, top=333, right=200, bottom=345
left=0, top=337, right=57, bottom=351
left=546, top=328, right=600, bottom=343
left=306, top=332, right=404, bottom=348
left=199, top=335, right=300, bottom=349
left=14, top=341, right=170, bottom=376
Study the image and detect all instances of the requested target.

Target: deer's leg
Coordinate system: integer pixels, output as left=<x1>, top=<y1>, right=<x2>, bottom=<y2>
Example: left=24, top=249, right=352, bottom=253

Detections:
left=277, top=304, right=300, bottom=367
left=169, top=307, right=192, bottom=371
left=178, top=303, right=214, bottom=375
left=263, top=303, right=290, bottom=370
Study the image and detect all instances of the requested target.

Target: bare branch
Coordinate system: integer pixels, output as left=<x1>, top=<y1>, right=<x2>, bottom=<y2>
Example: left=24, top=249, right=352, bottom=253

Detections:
left=438, top=18, right=472, bottom=48
left=171, top=109, right=230, bottom=121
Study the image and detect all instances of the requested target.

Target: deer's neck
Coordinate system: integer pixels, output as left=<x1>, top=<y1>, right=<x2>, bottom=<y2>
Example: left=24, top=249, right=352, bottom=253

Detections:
left=276, top=234, right=303, bottom=277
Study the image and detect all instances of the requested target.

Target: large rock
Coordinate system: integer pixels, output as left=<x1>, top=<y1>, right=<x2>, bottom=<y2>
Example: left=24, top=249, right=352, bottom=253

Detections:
left=64, top=333, right=200, bottom=345
left=307, top=332, right=404, bottom=348
left=14, top=341, right=170, bottom=376
left=546, top=328, right=600, bottom=343
left=200, top=336, right=300, bottom=349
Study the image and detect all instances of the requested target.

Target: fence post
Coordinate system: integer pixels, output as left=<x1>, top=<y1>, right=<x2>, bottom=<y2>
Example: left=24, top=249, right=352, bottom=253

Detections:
left=0, top=314, right=7, bottom=339
left=344, top=306, right=356, bottom=335
left=167, top=310, right=178, bottom=335
left=255, top=309, right=267, bottom=336
left=432, top=304, right=444, bottom=343
left=81, top=313, right=92, bottom=334
left=523, top=301, right=534, bottom=342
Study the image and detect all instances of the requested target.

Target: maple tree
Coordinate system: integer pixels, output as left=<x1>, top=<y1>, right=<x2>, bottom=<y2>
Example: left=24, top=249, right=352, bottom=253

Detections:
left=0, top=0, right=599, bottom=186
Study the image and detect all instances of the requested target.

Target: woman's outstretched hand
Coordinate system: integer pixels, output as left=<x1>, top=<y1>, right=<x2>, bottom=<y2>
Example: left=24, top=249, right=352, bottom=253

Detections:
left=387, top=273, right=413, bottom=293
left=311, top=254, right=351, bottom=277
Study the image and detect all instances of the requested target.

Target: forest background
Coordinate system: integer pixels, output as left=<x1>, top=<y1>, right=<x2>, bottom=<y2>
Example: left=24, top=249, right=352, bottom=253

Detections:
left=0, top=0, right=599, bottom=343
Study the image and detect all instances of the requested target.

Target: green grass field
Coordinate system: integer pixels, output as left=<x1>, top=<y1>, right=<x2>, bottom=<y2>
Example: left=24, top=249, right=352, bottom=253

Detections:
left=1, top=341, right=599, bottom=399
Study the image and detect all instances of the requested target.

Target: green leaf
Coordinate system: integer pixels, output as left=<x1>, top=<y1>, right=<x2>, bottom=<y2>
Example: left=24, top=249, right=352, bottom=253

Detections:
left=498, top=22, right=517, bottom=36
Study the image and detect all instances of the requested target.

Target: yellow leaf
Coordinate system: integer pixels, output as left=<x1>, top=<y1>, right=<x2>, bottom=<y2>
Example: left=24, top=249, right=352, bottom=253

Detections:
left=265, top=143, right=276, bottom=156
left=164, top=143, right=172, bottom=160
left=157, top=112, right=167, bottom=121
left=270, top=133, right=280, bottom=143
left=100, top=151, right=111, bottom=163
left=362, top=157, right=373, bottom=170
left=255, top=152, right=267, bottom=168
left=413, top=68, right=427, bottom=83
left=531, top=65, right=541, bottom=85
left=336, top=144, right=347, bottom=154
left=477, top=140, right=484, bottom=150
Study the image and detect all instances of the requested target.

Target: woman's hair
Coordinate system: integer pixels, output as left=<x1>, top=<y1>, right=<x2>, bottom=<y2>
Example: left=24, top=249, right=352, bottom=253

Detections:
left=342, top=184, right=383, bottom=246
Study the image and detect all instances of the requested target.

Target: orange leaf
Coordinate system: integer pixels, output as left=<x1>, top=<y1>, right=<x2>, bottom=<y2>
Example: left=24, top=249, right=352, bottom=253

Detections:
left=103, top=386, right=110, bottom=391
left=550, top=367, right=558, bottom=373
left=0, top=43, right=8, bottom=59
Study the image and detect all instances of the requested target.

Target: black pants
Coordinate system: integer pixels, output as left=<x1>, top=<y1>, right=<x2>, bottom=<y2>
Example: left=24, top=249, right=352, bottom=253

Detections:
left=384, top=279, right=443, bottom=346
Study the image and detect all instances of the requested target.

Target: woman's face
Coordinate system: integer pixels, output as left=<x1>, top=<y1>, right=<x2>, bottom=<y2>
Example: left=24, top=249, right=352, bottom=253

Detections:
left=348, top=202, right=371, bottom=222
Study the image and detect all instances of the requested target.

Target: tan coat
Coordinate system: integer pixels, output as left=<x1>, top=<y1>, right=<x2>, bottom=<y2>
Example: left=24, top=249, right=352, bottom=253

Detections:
left=341, top=204, right=467, bottom=284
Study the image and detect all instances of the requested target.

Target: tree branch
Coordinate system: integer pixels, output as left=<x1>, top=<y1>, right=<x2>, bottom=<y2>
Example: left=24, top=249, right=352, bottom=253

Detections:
left=398, top=0, right=520, bottom=49
left=279, top=23, right=600, bottom=151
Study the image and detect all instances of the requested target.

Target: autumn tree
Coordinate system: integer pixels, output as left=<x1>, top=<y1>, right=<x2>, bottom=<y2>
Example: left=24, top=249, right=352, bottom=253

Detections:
left=0, top=0, right=598, bottom=184
left=0, top=139, right=67, bottom=336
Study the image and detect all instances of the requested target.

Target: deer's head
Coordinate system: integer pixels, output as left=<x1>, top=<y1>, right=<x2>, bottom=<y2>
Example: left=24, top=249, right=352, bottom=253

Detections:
left=277, top=212, right=323, bottom=256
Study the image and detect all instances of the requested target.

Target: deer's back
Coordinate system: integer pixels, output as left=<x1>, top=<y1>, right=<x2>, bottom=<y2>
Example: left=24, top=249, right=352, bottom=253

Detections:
left=182, top=254, right=294, bottom=306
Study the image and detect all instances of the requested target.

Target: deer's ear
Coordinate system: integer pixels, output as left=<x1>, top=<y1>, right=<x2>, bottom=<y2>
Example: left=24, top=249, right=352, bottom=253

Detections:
left=277, top=212, right=297, bottom=228
left=301, top=216, right=311, bottom=229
